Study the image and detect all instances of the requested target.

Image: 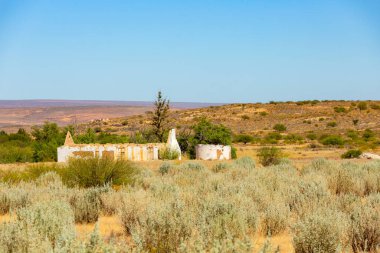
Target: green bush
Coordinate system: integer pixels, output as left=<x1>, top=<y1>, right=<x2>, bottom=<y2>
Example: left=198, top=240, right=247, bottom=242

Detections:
left=159, top=162, right=171, bottom=175
left=64, top=157, right=139, bottom=187
left=362, top=129, right=375, bottom=141
left=284, top=134, right=304, bottom=144
left=327, top=121, right=337, bottom=127
left=263, top=132, right=282, bottom=144
left=0, top=145, right=33, bottom=163
left=320, top=135, right=344, bottom=146
left=231, top=146, right=237, bottom=159
left=334, top=106, right=347, bottom=113
left=159, top=147, right=180, bottom=160
left=257, top=147, right=282, bottom=166
left=273, top=124, right=287, bottom=132
left=341, top=150, right=362, bottom=159
left=234, top=134, right=253, bottom=144
left=306, top=133, right=317, bottom=140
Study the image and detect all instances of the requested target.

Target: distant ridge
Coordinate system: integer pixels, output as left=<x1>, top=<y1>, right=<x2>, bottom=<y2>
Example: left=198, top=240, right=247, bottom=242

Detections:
left=0, top=99, right=224, bottom=109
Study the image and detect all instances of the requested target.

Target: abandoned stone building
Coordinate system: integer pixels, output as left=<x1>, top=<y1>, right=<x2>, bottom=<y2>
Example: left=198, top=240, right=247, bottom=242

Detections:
left=58, top=128, right=232, bottom=162
left=57, top=129, right=181, bottom=162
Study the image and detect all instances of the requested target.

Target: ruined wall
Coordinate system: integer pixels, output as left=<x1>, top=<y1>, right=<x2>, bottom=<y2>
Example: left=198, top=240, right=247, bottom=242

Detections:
left=195, top=144, right=231, bottom=160
left=57, top=144, right=161, bottom=163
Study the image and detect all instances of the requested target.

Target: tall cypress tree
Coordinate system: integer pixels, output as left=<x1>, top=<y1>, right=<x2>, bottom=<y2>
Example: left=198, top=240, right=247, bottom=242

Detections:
left=151, top=91, right=170, bottom=142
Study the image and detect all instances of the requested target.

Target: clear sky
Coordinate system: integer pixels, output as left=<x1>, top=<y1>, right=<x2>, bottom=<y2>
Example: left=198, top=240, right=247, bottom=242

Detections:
left=0, top=1, right=379, bottom=103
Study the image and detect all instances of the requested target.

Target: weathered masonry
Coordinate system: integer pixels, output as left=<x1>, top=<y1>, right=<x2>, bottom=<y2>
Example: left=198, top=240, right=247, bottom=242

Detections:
left=195, top=144, right=231, bottom=160
left=58, top=129, right=181, bottom=162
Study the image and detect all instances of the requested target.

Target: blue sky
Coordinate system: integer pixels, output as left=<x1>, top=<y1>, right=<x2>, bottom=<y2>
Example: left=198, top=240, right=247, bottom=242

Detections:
left=0, top=0, right=379, bottom=103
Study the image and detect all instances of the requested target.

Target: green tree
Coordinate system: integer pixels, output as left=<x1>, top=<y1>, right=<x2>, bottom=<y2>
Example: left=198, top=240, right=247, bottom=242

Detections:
left=76, top=128, right=97, bottom=144
left=189, top=118, right=232, bottom=158
left=31, top=122, right=64, bottom=162
left=151, top=91, right=170, bottom=142
left=192, top=118, right=232, bottom=145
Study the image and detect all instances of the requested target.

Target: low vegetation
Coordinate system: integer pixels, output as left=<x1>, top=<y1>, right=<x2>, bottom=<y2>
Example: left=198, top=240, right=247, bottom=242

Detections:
left=0, top=158, right=379, bottom=252
left=0, top=157, right=139, bottom=187
left=257, top=146, right=283, bottom=166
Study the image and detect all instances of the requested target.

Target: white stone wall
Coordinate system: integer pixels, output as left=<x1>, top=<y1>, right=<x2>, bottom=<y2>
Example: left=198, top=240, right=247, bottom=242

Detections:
left=57, top=144, right=161, bottom=163
left=195, top=144, right=231, bottom=160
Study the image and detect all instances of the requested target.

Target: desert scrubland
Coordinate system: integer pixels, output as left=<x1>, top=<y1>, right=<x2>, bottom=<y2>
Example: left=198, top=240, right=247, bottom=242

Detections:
left=0, top=157, right=379, bottom=252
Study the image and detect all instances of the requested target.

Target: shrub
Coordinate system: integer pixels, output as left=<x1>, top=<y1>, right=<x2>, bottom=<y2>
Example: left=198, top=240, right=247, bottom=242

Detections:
left=362, top=129, right=375, bottom=141
left=284, top=134, right=304, bottom=144
left=357, top=102, right=368, bottom=111
left=341, top=150, right=362, bottom=159
left=349, top=196, right=380, bottom=253
left=261, top=201, right=289, bottom=235
left=100, top=190, right=123, bottom=216
left=120, top=197, right=193, bottom=252
left=0, top=145, right=33, bottom=163
left=292, top=209, right=348, bottom=253
left=234, top=134, right=253, bottom=144
left=320, top=135, right=344, bottom=146
left=16, top=200, right=75, bottom=248
left=334, top=106, right=347, bottom=113
left=0, top=220, right=52, bottom=252
left=231, top=146, right=237, bottom=159
left=263, top=132, right=282, bottom=144
left=327, top=121, right=337, bottom=127
left=273, top=124, right=287, bottom=132
left=0, top=186, right=30, bottom=214
left=306, top=133, right=317, bottom=140
left=257, top=147, right=282, bottom=166
left=69, top=188, right=104, bottom=223
left=64, top=157, right=139, bottom=187
left=241, top=115, right=250, bottom=120
left=159, top=162, right=171, bottom=175
left=180, top=162, right=206, bottom=171
left=233, top=156, right=255, bottom=170
left=159, top=147, right=180, bottom=160
left=212, top=162, right=231, bottom=173
left=260, top=111, right=268, bottom=116
left=370, top=103, right=380, bottom=110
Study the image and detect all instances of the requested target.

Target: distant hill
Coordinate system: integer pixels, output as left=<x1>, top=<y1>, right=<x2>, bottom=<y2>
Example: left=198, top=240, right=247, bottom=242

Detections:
left=81, top=100, right=380, bottom=137
left=0, top=99, right=224, bottom=132
left=0, top=99, right=223, bottom=109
